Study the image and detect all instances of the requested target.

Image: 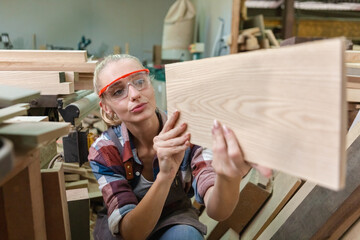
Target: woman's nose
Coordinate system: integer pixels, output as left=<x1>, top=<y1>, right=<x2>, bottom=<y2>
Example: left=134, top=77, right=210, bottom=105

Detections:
left=128, top=84, right=141, bottom=100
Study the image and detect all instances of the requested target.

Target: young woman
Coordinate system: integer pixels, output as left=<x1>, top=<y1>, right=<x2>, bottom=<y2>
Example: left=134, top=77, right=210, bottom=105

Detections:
left=89, top=54, right=271, bottom=240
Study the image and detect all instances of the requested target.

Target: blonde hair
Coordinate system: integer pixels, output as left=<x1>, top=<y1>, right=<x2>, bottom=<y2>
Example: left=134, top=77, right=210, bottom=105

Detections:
left=94, top=54, right=145, bottom=126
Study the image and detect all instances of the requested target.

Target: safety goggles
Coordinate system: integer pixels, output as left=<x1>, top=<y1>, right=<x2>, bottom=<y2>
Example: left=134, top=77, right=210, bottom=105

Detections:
left=99, top=69, right=150, bottom=100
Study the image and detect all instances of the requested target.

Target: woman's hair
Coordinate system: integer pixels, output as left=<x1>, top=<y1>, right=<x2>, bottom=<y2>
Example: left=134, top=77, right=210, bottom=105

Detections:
left=94, top=54, right=145, bottom=126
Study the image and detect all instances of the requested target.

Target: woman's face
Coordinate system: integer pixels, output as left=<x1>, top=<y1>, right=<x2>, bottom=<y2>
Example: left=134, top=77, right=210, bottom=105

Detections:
left=99, top=59, right=156, bottom=124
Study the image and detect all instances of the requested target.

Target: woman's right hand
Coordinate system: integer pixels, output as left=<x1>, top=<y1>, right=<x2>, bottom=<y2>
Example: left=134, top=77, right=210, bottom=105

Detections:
left=153, top=110, right=190, bottom=180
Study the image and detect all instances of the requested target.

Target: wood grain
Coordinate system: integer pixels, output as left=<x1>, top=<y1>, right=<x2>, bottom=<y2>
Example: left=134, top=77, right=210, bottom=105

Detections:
left=166, top=38, right=346, bottom=190
left=0, top=50, right=87, bottom=63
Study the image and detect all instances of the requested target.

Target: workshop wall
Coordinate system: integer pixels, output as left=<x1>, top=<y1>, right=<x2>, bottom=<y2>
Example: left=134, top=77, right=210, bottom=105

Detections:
left=192, top=0, right=232, bottom=57
left=0, top=0, right=173, bottom=62
left=0, top=0, right=232, bottom=61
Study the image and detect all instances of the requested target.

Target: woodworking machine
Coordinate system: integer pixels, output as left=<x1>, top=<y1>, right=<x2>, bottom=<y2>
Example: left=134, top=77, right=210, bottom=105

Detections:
left=58, top=91, right=99, bottom=166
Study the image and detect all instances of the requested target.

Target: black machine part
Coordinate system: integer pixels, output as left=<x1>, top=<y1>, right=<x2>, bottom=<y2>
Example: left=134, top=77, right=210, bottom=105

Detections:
left=63, top=128, right=89, bottom=166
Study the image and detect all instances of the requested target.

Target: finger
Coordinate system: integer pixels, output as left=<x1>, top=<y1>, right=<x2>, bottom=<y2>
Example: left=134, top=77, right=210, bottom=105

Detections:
left=157, top=122, right=188, bottom=141
left=157, top=141, right=190, bottom=156
left=212, top=119, right=227, bottom=155
left=250, top=163, right=273, bottom=178
left=222, top=125, right=244, bottom=162
left=155, top=133, right=190, bottom=148
left=161, top=110, right=180, bottom=133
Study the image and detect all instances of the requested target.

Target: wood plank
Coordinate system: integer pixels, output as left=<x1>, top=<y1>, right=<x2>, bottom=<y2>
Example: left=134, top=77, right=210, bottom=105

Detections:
left=341, top=217, right=360, bottom=240
left=0, top=61, right=96, bottom=73
left=1, top=150, right=47, bottom=240
left=259, top=132, right=360, bottom=239
left=66, top=188, right=90, bottom=240
left=4, top=116, right=48, bottom=123
left=240, top=172, right=302, bottom=240
left=166, top=38, right=346, bottom=190
left=41, top=165, right=71, bottom=240
left=0, top=50, right=87, bottom=63
left=0, top=103, right=29, bottom=123
left=0, top=85, right=40, bottom=107
left=0, top=122, right=70, bottom=149
left=311, top=184, right=360, bottom=240
left=230, top=0, right=241, bottom=54
left=347, top=88, right=360, bottom=102
left=203, top=169, right=272, bottom=240
left=0, top=71, right=65, bottom=83
left=0, top=76, right=74, bottom=95
left=346, top=51, right=360, bottom=63
left=220, top=228, right=239, bottom=240
left=65, top=179, right=89, bottom=190
left=64, top=173, right=80, bottom=182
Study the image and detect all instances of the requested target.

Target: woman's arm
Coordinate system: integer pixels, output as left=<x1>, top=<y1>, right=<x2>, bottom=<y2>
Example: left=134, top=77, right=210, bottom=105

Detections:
left=204, top=120, right=272, bottom=221
left=120, top=110, right=190, bottom=239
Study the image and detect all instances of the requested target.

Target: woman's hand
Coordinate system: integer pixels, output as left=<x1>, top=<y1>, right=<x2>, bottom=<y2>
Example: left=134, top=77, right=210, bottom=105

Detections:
left=211, top=120, right=272, bottom=180
left=153, top=110, right=190, bottom=179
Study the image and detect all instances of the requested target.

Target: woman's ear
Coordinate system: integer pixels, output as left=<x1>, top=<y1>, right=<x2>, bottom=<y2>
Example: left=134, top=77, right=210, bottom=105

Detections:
left=100, top=100, right=113, bottom=116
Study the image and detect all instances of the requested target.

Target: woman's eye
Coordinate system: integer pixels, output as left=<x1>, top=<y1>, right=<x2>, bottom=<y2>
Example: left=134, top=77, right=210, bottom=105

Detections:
left=134, top=79, right=145, bottom=87
left=113, top=88, right=125, bottom=96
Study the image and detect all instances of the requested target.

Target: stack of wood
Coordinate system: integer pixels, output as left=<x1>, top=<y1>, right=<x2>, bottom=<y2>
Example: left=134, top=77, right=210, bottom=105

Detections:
left=0, top=50, right=96, bottom=95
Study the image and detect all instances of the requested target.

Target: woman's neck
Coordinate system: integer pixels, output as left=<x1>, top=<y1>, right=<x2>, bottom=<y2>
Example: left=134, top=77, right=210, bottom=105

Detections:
left=125, top=112, right=160, bottom=149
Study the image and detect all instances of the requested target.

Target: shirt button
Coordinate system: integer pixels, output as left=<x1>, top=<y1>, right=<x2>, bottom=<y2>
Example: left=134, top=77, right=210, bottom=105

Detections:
left=135, top=171, right=140, bottom=176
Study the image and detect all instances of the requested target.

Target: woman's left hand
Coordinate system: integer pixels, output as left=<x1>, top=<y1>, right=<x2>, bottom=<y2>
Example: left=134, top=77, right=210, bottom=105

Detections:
left=211, top=120, right=272, bottom=180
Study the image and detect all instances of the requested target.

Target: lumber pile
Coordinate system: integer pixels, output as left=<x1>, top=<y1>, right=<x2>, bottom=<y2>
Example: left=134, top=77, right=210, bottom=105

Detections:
left=0, top=84, right=72, bottom=239
left=0, top=50, right=96, bottom=94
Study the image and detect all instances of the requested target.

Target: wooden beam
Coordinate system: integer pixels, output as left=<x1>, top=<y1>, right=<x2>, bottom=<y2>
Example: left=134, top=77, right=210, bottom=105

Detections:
left=0, top=122, right=70, bottom=149
left=342, top=217, right=360, bottom=239
left=0, top=50, right=87, bottom=63
left=0, top=85, right=40, bottom=108
left=230, top=0, right=241, bottom=54
left=346, top=51, right=360, bottom=63
left=240, top=172, right=302, bottom=239
left=1, top=150, right=47, bottom=240
left=0, top=103, right=29, bottom=123
left=41, top=165, right=71, bottom=240
left=0, top=61, right=97, bottom=73
left=166, top=38, right=346, bottom=190
left=282, top=0, right=294, bottom=39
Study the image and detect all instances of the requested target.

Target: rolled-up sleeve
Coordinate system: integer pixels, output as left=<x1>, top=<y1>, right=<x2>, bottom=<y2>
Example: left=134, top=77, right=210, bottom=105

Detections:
left=89, top=145, right=138, bottom=235
left=191, top=146, right=216, bottom=204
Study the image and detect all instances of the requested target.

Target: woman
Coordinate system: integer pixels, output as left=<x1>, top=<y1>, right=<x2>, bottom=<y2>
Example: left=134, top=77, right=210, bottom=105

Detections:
left=89, top=54, right=271, bottom=240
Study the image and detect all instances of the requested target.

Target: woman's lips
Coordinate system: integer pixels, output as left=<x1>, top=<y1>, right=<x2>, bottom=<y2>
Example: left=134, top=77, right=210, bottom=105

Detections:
left=131, top=103, right=147, bottom=113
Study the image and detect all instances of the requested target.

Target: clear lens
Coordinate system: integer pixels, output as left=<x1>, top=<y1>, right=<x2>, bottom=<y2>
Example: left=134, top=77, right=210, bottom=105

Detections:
left=104, top=72, right=150, bottom=100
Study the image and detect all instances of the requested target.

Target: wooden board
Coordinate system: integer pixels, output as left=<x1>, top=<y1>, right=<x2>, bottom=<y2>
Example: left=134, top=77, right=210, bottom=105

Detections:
left=0, top=122, right=70, bottom=149
left=4, top=116, right=48, bottom=123
left=0, top=50, right=87, bottom=63
left=0, top=61, right=97, bottom=73
left=346, top=51, right=360, bottom=63
left=1, top=150, right=47, bottom=240
left=66, top=188, right=90, bottom=240
left=258, top=132, right=360, bottom=239
left=0, top=85, right=40, bottom=107
left=341, top=217, right=360, bottom=239
left=200, top=169, right=272, bottom=240
left=240, top=172, right=302, bottom=240
left=166, top=38, right=346, bottom=190
left=0, top=72, right=74, bottom=95
left=0, top=103, right=29, bottom=123
left=41, top=164, right=71, bottom=240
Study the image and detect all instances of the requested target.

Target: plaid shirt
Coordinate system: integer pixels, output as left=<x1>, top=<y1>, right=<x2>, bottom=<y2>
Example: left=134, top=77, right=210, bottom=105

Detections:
left=88, top=110, right=216, bottom=235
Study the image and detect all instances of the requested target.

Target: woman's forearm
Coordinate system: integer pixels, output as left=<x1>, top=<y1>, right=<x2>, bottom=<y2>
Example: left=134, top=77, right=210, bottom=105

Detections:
left=204, top=175, right=241, bottom=221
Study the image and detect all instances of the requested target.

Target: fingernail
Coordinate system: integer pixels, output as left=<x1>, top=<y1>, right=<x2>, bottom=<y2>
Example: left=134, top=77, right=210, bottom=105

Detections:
left=213, top=119, right=219, bottom=128
left=174, top=110, right=179, bottom=115
left=181, top=123, right=187, bottom=128
left=223, top=125, right=229, bottom=134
